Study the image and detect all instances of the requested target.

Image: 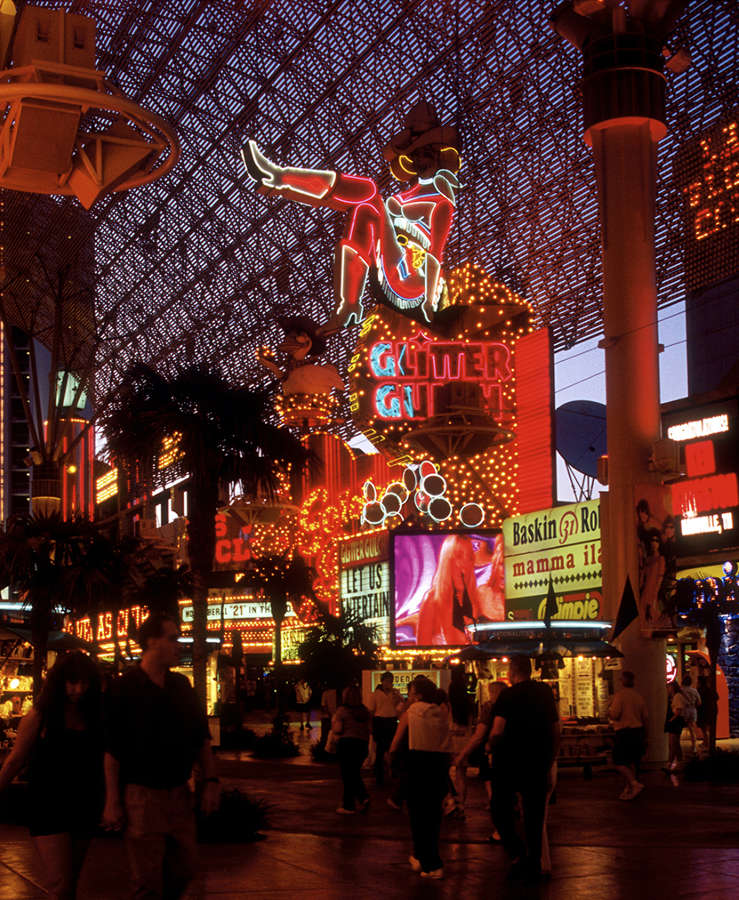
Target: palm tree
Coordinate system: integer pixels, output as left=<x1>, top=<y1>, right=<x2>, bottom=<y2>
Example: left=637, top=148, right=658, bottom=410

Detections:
left=83, top=538, right=189, bottom=666
left=298, top=607, right=379, bottom=693
left=102, top=363, right=314, bottom=710
left=0, top=513, right=114, bottom=694
left=240, top=552, right=318, bottom=669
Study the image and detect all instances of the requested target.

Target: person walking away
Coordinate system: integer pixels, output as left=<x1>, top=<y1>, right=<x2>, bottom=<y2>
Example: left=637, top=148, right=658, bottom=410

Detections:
left=681, top=676, right=701, bottom=755
left=331, top=685, right=371, bottom=814
left=102, top=613, right=220, bottom=899
left=665, top=680, right=687, bottom=782
left=368, top=672, right=402, bottom=786
left=454, top=680, right=507, bottom=842
left=387, top=683, right=415, bottom=811
left=319, top=683, right=338, bottom=751
left=446, top=666, right=473, bottom=817
left=608, top=670, right=648, bottom=800
left=295, top=678, right=312, bottom=731
left=391, top=676, right=450, bottom=880
left=0, top=652, right=104, bottom=900
left=489, top=656, right=560, bottom=882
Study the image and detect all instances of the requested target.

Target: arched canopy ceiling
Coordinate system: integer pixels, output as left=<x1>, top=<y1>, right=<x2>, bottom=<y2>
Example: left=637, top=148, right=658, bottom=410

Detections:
left=2, top=0, right=737, bottom=406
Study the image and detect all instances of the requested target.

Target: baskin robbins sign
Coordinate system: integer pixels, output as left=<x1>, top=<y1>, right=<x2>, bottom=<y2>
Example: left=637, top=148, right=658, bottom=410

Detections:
left=502, top=500, right=602, bottom=620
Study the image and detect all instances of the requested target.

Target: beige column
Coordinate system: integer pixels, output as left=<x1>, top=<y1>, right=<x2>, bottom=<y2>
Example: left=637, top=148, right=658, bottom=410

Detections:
left=587, top=119, right=667, bottom=762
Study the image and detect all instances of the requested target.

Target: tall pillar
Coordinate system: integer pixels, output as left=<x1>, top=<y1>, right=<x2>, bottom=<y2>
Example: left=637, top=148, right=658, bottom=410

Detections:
left=579, top=25, right=670, bottom=760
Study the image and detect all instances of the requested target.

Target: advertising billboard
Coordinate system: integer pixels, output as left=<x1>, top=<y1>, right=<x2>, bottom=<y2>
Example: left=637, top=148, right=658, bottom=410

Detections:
left=392, top=531, right=504, bottom=647
left=502, top=500, right=602, bottom=620
left=339, top=531, right=391, bottom=645
left=663, top=398, right=739, bottom=556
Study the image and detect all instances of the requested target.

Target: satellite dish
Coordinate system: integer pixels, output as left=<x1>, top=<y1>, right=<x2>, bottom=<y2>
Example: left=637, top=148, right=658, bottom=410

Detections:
left=555, top=400, right=607, bottom=479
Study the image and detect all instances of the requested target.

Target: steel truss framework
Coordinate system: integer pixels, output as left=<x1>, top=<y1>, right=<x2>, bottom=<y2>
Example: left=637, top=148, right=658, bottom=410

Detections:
left=2, top=0, right=738, bottom=408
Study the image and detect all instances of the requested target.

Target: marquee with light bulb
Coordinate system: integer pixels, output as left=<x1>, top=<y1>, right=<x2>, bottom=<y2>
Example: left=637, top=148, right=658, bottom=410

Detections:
left=348, top=262, right=555, bottom=528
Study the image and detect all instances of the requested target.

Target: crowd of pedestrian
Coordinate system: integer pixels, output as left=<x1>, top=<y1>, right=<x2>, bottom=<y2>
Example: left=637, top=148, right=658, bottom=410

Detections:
left=0, top=625, right=724, bottom=895
left=323, top=657, right=560, bottom=882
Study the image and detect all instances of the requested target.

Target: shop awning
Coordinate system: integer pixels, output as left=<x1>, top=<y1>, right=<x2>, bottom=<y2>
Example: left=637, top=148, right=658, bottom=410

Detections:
left=451, top=637, right=622, bottom=661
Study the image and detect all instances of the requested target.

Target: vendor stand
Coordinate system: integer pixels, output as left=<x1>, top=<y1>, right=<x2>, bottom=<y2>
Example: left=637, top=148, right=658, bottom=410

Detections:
left=455, top=620, right=622, bottom=776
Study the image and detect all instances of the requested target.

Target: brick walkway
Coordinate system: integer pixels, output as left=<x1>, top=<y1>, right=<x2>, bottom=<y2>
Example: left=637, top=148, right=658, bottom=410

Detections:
left=1, top=730, right=738, bottom=898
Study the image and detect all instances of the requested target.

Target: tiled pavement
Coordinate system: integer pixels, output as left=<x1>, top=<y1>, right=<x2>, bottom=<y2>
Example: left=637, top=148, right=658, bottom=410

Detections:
left=1, top=731, right=738, bottom=898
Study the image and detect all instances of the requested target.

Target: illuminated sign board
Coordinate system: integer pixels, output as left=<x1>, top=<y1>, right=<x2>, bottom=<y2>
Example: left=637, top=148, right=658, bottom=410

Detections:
left=676, top=117, right=739, bottom=293
left=341, top=562, right=391, bottom=645
left=347, top=291, right=555, bottom=530
left=95, top=468, right=118, bottom=505
left=667, top=414, right=729, bottom=442
left=502, top=500, right=602, bottom=620
left=367, top=334, right=513, bottom=422
left=369, top=669, right=441, bottom=692
left=65, top=604, right=148, bottom=644
left=663, top=398, right=739, bottom=554
left=180, top=600, right=270, bottom=623
left=214, top=512, right=252, bottom=568
left=340, top=532, right=391, bottom=645
left=339, top=532, right=388, bottom=566
left=392, top=530, right=504, bottom=647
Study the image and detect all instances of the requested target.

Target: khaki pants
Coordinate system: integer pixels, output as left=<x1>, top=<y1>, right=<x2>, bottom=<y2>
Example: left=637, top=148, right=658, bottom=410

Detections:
left=33, top=833, right=90, bottom=900
left=124, top=784, right=198, bottom=900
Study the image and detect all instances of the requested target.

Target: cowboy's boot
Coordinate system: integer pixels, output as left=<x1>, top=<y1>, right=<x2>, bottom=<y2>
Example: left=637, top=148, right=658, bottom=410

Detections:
left=241, top=140, right=335, bottom=202
left=334, top=242, right=369, bottom=328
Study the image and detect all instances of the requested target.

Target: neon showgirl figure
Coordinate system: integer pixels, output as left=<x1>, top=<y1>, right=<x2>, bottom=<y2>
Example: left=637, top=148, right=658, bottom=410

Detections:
left=242, top=102, right=461, bottom=330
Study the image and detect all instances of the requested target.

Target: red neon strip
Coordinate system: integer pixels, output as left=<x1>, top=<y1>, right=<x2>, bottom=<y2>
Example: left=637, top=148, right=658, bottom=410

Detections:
left=684, top=439, right=716, bottom=477
left=514, top=328, right=555, bottom=514
left=672, top=472, right=739, bottom=517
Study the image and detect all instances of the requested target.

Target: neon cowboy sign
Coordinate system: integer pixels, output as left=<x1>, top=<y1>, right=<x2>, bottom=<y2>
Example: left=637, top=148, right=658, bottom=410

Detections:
left=368, top=332, right=513, bottom=420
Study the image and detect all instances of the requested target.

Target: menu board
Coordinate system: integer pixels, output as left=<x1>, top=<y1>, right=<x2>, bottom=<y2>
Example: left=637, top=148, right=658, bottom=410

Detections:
left=574, top=658, right=594, bottom=718
left=596, top=667, right=611, bottom=718
left=557, top=663, right=575, bottom=719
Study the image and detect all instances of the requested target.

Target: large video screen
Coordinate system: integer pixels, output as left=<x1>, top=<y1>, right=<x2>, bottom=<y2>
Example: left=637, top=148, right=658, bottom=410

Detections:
left=392, top=531, right=504, bottom=647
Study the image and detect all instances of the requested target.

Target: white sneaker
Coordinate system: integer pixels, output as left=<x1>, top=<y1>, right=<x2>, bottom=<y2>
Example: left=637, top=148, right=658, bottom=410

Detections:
left=336, top=807, right=355, bottom=815
left=631, top=782, right=645, bottom=798
left=619, top=787, right=633, bottom=800
left=421, top=869, right=444, bottom=880
left=409, top=856, right=422, bottom=872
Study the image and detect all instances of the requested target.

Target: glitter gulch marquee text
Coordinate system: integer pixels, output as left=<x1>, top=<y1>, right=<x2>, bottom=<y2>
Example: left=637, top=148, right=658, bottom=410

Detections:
left=368, top=333, right=512, bottom=420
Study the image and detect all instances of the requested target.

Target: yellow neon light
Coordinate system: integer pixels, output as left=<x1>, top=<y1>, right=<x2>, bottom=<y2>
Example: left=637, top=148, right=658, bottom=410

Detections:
left=158, top=432, right=184, bottom=470
left=397, top=154, right=417, bottom=175
left=96, top=468, right=118, bottom=504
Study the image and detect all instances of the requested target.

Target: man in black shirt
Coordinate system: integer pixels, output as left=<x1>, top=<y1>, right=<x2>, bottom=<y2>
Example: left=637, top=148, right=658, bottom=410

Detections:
left=102, top=613, right=219, bottom=898
left=489, top=655, right=560, bottom=881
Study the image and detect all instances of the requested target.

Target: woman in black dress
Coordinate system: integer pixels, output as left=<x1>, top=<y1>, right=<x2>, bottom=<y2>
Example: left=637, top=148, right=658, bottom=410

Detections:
left=0, top=652, right=104, bottom=899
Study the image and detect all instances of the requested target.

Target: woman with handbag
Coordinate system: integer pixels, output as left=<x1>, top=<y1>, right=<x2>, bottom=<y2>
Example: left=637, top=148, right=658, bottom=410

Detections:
left=0, top=652, right=104, bottom=899
left=330, top=685, right=371, bottom=814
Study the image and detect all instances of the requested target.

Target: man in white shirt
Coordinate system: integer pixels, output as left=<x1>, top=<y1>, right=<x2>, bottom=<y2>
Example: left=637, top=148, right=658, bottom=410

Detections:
left=369, top=672, right=402, bottom=785
left=609, top=671, right=648, bottom=800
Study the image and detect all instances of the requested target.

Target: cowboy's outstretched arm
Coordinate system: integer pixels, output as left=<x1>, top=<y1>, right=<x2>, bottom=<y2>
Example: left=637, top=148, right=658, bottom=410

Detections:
left=256, top=351, right=284, bottom=380
left=422, top=199, right=454, bottom=320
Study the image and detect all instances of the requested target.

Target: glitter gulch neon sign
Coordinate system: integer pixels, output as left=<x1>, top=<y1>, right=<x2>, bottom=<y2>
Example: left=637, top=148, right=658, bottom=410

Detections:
left=368, top=332, right=513, bottom=420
